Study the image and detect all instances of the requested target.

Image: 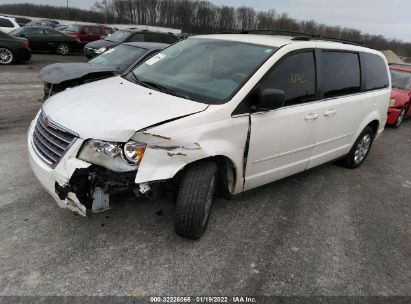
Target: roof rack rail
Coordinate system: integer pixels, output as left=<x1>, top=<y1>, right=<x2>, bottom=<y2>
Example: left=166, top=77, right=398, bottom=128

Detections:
left=218, top=29, right=365, bottom=47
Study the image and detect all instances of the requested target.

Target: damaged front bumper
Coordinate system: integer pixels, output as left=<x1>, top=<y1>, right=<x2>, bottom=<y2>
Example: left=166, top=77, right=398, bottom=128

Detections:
left=28, top=119, right=137, bottom=216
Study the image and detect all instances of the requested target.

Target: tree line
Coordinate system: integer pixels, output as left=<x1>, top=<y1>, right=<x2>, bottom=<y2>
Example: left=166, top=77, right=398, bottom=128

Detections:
left=1, top=1, right=410, bottom=57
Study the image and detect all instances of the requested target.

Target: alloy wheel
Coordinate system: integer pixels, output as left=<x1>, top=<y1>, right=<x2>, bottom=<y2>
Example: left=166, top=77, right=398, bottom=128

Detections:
left=354, top=134, right=371, bottom=164
left=0, top=48, right=13, bottom=64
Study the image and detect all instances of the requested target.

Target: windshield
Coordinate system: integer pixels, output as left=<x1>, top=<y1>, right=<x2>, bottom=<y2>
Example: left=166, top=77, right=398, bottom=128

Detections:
left=105, top=30, right=131, bottom=42
left=89, top=45, right=147, bottom=73
left=65, top=24, right=80, bottom=33
left=130, top=38, right=277, bottom=104
left=390, top=69, right=411, bottom=90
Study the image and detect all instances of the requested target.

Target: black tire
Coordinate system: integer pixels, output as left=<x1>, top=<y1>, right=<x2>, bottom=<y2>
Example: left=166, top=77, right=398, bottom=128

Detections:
left=393, top=107, right=407, bottom=129
left=56, top=43, right=70, bottom=55
left=0, top=47, right=14, bottom=65
left=341, top=126, right=374, bottom=169
left=175, top=161, right=218, bottom=240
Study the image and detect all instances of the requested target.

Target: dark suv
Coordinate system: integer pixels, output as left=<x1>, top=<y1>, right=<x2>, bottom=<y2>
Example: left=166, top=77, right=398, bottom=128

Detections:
left=83, top=29, right=178, bottom=58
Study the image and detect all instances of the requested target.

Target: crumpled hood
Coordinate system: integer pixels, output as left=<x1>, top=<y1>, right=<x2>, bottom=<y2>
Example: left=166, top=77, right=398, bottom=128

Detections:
left=42, top=76, right=208, bottom=142
left=39, top=63, right=117, bottom=84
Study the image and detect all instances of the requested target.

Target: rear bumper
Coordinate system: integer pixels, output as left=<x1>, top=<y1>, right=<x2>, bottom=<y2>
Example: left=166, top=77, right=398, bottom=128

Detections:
left=386, top=107, right=401, bottom=125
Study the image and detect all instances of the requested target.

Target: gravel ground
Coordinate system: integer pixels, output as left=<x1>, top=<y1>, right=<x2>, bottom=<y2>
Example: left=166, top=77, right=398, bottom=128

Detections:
left=0, top=54, right=410, bottom=296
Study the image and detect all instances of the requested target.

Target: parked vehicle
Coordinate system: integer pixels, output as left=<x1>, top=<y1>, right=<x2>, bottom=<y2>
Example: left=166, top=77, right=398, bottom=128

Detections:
left=55, top=25, right=68, bottom=32
left=0, top=30, right=31, bottom=64
left=387, top=64, right=411, bottom=128
left=83, top=29, right=178, bottom=58
left=13, top=17, right=31, bottom=26
left=25, top=20, right=57, bottom=29
left=63, top=24, right=114, bottom=45
left=28, top=34, right=390, bottom=239
left=39, top=42, right=168, bottom=100
left=0, top=16, right=20, bottom=33
left=9, top=26, right=81, bottom=55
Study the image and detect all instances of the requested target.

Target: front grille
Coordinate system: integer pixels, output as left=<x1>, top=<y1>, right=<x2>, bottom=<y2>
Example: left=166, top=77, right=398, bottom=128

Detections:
left=31, top=111, right=78, bottom=168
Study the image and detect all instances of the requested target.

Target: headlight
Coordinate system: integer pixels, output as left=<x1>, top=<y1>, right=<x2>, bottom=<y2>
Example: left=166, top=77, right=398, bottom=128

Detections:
left=96, top=47, right=106, bottom=54
left=78, top=140, right=146, bottom=172
left=389, top=98, right=396, bottom=107
left=123, top=141, right=146, bottom=165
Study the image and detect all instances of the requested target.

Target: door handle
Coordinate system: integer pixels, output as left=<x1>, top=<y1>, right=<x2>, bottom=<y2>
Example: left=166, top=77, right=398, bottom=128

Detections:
left=324, top=109, right=337, bottom=116
left=305, top=113, right=319, bottom=120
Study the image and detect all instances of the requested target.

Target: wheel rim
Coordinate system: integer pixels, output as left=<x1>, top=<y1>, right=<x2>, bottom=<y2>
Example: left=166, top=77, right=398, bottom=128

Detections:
left=0, top=48, right=13, bottom=64
left=58, top=44, right=69, bottom=55
left=396, top=109, right=405, bottom=126
left=354, top=134, right=371, bottom=164
left=202, top=175, right=215, bottom=227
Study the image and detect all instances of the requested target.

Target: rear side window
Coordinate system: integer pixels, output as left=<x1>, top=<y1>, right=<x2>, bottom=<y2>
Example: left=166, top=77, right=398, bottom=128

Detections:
left=44, top=29, right=60, bottom=36
left=0, top=18, right=14, bottom=27
left=163, top=35, right=178, bottom=44
left=362, top=53, right=389, bottom=91
left=321, top=51, right=361, bottom=98
left=260, top=51, right=316, bottom=106
left=128, top=33, right=144, bottom=42
left=104, top=28, right=112, bottom=35
left=92, top=27, right=101, bottom=34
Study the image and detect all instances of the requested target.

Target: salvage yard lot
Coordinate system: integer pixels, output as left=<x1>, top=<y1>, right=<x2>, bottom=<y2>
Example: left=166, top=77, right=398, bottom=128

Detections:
left=0, top=54, right=410, bottom=296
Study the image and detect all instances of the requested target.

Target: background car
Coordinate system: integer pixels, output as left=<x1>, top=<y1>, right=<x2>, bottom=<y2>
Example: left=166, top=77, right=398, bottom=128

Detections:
left=63, top=24, right=114, bottom=45
left=0, top=30, right=31, bottom=64
left=387, top=64, right=411, bottom=128
left=83, top=29, right=178, bottom=58
left=9, top=26, right=81, bottom=55
left=39, top=42, right=169, bottom=99
left=0, top=16, right=20, bottom=33
left=55, top=25, right=68, bottom=31
left=25, top=20, right=57, bottom=29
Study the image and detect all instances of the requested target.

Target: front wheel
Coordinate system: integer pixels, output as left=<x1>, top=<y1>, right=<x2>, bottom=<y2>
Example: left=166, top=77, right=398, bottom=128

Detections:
left=393, top=107, right=406, bottom=128
left=175, top=161, right=218, bottom=240
left=341, top=126, right=374, bottom=169
left=56, top=43, right=70, bottom=55
left=0, top=47, right=14, bottom=65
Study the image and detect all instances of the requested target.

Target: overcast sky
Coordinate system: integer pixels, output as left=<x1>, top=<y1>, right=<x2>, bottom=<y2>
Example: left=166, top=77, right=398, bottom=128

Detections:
left=1, top=0, right=410, bottom=41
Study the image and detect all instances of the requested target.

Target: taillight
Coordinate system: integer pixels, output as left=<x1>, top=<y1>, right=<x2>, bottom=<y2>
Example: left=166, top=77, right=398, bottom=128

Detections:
left=22, top=38, right=29, bottom=49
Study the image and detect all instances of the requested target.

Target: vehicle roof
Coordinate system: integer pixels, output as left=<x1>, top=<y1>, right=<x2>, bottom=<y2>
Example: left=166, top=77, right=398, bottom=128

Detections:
left=193, top=34, right=380, bottom=54
left=389, top=64, right=411, bottom=73
left=122, top=42, right=170, bottom=49
left=122, top=29, right=174, bottom=35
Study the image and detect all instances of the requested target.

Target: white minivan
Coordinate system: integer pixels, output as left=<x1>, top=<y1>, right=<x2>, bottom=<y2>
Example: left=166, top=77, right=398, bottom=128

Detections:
left=28, top=34, right=390, bottom=239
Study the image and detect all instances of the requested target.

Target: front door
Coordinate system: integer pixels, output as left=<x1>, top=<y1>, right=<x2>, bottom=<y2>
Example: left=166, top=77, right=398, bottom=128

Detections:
left=244, top=50, right=320, bottom=190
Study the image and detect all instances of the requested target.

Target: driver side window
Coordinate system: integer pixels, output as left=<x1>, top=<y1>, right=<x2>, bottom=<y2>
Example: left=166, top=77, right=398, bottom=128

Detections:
left=260, top=51, right=316, bottom=106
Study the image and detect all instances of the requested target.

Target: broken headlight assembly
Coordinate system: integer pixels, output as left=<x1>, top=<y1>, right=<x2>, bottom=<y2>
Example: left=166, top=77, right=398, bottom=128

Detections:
left=78, top=140, right=146, bottom=172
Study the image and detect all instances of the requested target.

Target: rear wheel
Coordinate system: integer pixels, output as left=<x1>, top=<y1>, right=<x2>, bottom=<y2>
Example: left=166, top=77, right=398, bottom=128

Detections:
left=341, top=126, right=374, bottom=169
left=175, top=161, right=218, bottom=240
left=0, top=47, right=14, bottom=65
left=56, top=43, right=70, bottom=55
left=393, top=107, right=406, bottom=128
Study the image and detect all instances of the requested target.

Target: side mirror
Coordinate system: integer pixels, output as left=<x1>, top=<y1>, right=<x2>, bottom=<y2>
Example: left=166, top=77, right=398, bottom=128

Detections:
left=254, top=88, right=285, bottom=112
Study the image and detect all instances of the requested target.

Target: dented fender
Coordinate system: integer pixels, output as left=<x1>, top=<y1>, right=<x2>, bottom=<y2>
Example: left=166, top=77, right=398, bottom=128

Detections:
left=132, top=116, right=250, bottom=195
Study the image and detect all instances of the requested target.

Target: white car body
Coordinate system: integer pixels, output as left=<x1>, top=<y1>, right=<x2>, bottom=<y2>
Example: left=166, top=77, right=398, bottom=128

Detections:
left=0, top=16, right=20, bottom=33
left=28, top=34, right=390, bottom=220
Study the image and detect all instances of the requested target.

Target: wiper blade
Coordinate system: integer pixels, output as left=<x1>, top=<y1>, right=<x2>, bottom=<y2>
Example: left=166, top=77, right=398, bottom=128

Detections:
left=139, top=80, right=191, bottom=100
